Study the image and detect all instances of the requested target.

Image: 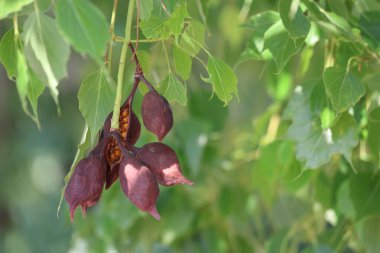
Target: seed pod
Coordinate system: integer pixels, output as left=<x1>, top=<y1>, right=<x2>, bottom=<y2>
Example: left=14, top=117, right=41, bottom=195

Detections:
left=64, top=153, right=106, bottom=221
left=136, top=142, right=193, bottom=186
left=119, top=155, right=160, bottom=220
left=141, top=90, right=173, bottom=141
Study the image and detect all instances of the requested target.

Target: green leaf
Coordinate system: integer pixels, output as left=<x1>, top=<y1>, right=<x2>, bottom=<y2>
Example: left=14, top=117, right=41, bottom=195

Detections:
left=56, top=0, right=109, bottom=61
left=359, top=11, right=380, bottom=43
left=140, top=15, right=169, bottom=39
left=367, top=107, right=380, bottom=154
left=179, top=19, right=205, bottom=56
left=355, top=215, right=380, bottom=253
left=78, top=68, right=116, bottom=144
left=350, top=174, right=380, bottom=220
left=285, top=82, right=358, bottom=169
left=173, top=45, right=191, bottom=80
left=0, top=0, right=33, bottom=19
left=323, top=67, right=365, bottom=113
left=279, top=0, right=310, bottom=38
left=140, top=0, right=153, bottom=20
left=16, top=49, right=44, bottom=126
left=202, top=55, right=238, bottom=105
left=57, top=125, right=91, bottom=216
left=165, top=3, right=188, bottom=35
left=244, top=11, right=280, bottom=37
left=264, top=20, right=304, bottom=71
left=0, top=29, right=18, bottom=78
left=159, top=73, right=187, bottom=106
left=22, top=13, right=70, bottom=106
left=336, top=180, right=355, bottom=219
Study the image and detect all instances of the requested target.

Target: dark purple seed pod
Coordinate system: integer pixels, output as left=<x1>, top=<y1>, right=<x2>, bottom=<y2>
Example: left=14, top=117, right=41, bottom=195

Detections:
left=64, top=154, right=106, bottom=221
left=141, top=90, right=173, bottom=141
left=119, top=155, right=160, bottom=220
left=136, top=142, right=193, bottom=186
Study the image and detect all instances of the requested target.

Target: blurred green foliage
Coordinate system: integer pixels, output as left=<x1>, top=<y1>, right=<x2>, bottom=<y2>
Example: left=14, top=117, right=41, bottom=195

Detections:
left=2, top=0, right=380, bottom=252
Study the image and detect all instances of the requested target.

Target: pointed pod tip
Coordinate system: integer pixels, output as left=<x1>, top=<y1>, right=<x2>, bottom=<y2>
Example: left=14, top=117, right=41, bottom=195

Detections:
left=148, top=206, right=161, bottom=220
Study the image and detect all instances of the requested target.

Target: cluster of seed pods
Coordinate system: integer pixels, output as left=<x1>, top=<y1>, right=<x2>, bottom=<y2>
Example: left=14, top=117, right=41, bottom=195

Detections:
left=64, top=43, right=193, bottom=221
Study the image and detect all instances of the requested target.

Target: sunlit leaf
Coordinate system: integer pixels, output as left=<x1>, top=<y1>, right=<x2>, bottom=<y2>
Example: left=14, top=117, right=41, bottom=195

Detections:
left=285, top=82, right=358, bottom=169
left=202, top=55, right=238, bottom=105
left=159, top=73, right=187, bottom=106
left=264, top=21, right=304, bottom=71
left=165, top=2, right=188, bottom=35
left=279, top=0, right=310, bottom=38
left=22, top=13, right=70, bottom=106
left=0, top=0, right=33, bottom=19
left=244, top=11, right=280, bottom=36
left=140, top=0, right=153, bottom=20
left=173, top=45, right=191, bottom=80
left=78, top=68, right=116, bottom=143
left=56, top=0, right=109, bottom=61
left=323, top=67, right=365, bottom=113
left=0, top=29, right=18, bottom=78
left=140, top=15, right=169, bottom=38
left=179, top=20, right=205, bottom=56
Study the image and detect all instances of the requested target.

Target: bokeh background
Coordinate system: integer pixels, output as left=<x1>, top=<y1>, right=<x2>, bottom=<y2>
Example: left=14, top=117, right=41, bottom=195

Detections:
left=2, top=0, right=379, bottom=252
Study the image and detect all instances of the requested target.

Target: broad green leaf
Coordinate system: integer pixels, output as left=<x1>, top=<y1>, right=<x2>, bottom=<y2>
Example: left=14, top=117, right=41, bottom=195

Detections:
left=78, top=68, right=116, bottom=143
left=202, top=55, right=238, bottom=105
left=173, top=45, right=191, bottom=80
left=279, top=0, right=310, bottom=38
left=140, top=0, right=153, bottom=20
left=140, top=15, right=169, bottom=38
left=264, top=21, right=304, bottom=71
left=266, top=229, right=289, bottom=253
left=285, top=82, right=358, bottom=169
left=159, top=73, right=187, bottom=106
left=0, top=0, right=33, bottom=19
left=323, top=12, right=355, bottom=40
left=57, top=125, right=91, bottom=216
left=310, top=79, right=328, bottom=114
left=323, top=67, right=365, bottom=113
left=350, top=174, right=380, bottom=220
left=0, top=29, right=18, bottom=78
left=22, top=13, right=70, bottom=105
left=179, top=20, right=205, bottom=56
left=16, top=49, right=44, bottom=126
left=16, top=49, right=30, bottom=117
left=244, top=11, right=280, bottom=37
left=165, top=3, right=188, bottom=35
left=56, top=0, right=109, bottom=61
left=359, top=11, right=380, bottom=43
left=367, top=107, right=380, bottom=154
left=336, top=180, right=355, bottom=219
left=355, top=215, right=380, bottom=253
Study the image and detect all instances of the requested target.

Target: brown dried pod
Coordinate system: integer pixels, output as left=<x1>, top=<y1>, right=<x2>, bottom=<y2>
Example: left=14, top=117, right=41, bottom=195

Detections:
left=119, top=155, right=160, bottom=220
left=136, top=142, right=193, bottom=186
left=64, top=141, right=106, bottom=221
left=141, top=90, right=173, bottom=141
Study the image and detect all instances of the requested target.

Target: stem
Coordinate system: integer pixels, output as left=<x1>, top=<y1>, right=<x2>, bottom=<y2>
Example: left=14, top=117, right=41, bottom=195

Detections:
left=13, top=14, right=19, bottom=37
left=128, top=42, right=154, bottom=90
left=106, top=0, right=119, bottom=72
left=111, top=0, right=135, bottom=130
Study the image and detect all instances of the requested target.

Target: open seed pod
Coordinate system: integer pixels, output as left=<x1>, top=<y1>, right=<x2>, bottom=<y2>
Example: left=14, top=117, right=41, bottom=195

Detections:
left=141, top=90, right=173, bottom=141
left=119, top=155, right=160, bottom=220
left=103, top=102, right=141, bottom=189
left=136, top=142, right=193, bottom=186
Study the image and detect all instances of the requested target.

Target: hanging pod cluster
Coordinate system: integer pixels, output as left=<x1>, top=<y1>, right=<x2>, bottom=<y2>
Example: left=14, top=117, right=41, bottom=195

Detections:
left=64, top=43, right=193, bottom=221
